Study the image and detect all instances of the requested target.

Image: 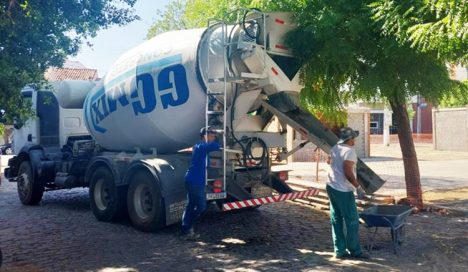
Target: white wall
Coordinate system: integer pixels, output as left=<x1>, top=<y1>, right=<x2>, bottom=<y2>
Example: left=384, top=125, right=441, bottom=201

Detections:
left=347, top=108, right=371, bottom=158
left=433, top=107, right=468, bottom=151
left=453, top=64, right=467, bottom=81
left=290, top=109, right=371, bottom=161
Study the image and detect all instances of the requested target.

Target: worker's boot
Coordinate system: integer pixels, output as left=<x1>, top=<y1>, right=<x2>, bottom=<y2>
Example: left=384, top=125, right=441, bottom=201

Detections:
left=351, top=252, right=371, bottom=259
left=181, top=228, right=200, bottom=241
left=334, top=253, right=351, bottom=260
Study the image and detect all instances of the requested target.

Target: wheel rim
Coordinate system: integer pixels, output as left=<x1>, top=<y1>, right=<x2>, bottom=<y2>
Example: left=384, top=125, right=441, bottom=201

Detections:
left=5, top=148, right=12, bottom=155
left=18, top=172, right=31, bottom=198
left=133, top=183, right=154, bottom=220
left=94, top=178, right=111, bottom=211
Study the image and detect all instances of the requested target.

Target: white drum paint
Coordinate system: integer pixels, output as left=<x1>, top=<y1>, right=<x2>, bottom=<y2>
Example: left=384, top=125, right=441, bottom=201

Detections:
left=84, top=28, right=229, bottom=153
left=50, top=80, right=97, bottom=109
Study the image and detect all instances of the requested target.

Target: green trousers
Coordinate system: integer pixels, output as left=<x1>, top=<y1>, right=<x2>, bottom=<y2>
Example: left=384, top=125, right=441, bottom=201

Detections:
left=326, top=185, right=362, bottom=257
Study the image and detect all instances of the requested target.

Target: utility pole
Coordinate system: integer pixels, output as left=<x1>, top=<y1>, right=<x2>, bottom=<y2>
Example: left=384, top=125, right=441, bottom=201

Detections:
left=416, top=95, right=422, bottom=134
left=383, top=108, right=392, bottom=146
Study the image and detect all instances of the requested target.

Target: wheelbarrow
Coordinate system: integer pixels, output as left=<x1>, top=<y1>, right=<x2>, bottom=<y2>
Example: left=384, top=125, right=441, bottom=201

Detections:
left=359, top=205, right=413, bottom=255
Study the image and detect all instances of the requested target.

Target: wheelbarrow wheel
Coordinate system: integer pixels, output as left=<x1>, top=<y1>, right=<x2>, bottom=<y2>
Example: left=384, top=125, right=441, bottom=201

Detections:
left=390, top=226, right=404, bottom=245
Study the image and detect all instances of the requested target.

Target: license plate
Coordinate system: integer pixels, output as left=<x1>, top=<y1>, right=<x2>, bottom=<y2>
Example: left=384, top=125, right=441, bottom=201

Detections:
left=206, top=192, right=226, bottom=200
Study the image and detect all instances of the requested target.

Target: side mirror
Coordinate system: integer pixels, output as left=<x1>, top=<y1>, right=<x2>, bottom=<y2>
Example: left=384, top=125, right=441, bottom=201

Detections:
left=0, top=109, right=5, bottom=123
left=13, top=117, right=23, bottom=129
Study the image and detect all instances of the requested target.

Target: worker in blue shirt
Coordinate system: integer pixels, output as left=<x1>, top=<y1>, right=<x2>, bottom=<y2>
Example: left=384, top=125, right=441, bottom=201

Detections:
left=181, top=126, right=220, bottom=239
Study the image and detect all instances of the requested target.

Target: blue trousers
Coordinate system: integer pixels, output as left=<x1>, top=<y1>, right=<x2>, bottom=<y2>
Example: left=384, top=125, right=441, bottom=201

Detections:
left=326, top=185, right=362, bottom=257
left=181, top=182, right=207, bottom=234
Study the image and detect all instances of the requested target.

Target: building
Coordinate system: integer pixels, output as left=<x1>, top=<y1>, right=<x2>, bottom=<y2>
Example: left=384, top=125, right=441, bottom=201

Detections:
left=410, top=96, right=433, bottom=134
left=432, top=64, right=468, bottom=151
left=44, top=60, right=99, bottom=81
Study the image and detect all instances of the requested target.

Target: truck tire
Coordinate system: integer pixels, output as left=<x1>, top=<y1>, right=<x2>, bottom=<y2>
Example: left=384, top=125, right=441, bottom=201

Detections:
left=127, top=170, right=165, bottom=232
left=89, top=167, right=126, bottom=221
left=17, top=161, right=44, bottom=205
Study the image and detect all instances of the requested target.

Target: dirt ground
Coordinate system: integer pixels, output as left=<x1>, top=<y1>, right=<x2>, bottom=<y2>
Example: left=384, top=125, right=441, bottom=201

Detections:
left=423, top=188, right=468, bottom=212
left=0, top=179, right=467, bottom=272
left=281, top=142, right=468, bottom=271
left=370, top=143, right=468, bottom=213
left=293, top=204, right=468, bottom=272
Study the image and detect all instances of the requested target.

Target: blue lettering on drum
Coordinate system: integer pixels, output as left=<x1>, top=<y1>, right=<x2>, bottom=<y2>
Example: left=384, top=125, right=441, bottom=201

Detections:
left=87, top=56, right=190, bottom=134
left=131, top=73, right=157, bottom=115
left=158, top=64, right=190, bottom=109
left=107, top=82, right=130, bottom=113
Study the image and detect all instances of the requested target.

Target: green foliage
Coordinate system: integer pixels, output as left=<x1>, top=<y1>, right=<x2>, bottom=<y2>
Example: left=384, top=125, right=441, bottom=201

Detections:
left=286, top=0, right=459, bottom=124
left=407, top=106, right=416, bottom=120
left=0, top=0, right=138, bottom=123
left=146, top=0, right=302, bottom=39
left=370, top=0, right=468, bottom=64
left=439, top=80, right=468, bottom=107
left=146, top=0, right=189, bottom=38
left=299, top=94, right=348, bottom=125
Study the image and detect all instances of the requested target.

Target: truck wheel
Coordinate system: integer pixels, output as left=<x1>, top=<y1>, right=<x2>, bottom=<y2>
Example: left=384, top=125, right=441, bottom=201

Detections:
left=17, top=161, right=44, bottom=205
left=127, top=171, right=165, bottom=232
left=89, top=167, right=126, bottom=221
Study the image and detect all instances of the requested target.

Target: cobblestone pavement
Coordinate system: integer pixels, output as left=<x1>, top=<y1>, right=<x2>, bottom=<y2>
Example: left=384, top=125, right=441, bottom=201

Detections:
left=1, top=176, right=467, bottom=272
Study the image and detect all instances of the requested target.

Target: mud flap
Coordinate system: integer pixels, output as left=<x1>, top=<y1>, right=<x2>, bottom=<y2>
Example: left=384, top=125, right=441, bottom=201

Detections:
left=270, top=174, right=294, bottom=194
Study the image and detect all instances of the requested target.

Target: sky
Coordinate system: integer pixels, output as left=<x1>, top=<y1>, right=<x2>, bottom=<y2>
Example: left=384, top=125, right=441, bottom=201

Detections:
left=72, top=0, right=171, bottom=77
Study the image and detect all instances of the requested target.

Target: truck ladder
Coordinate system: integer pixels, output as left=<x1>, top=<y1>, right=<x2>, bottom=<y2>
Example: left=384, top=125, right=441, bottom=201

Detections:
left=204, top=10, right=269, bottom=200
left=204, top=18, right=228, bottom=200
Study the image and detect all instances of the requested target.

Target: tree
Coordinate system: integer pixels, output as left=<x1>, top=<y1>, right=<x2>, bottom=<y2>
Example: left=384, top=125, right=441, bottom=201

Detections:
left=371, top=0, right=467, bottom=64
left=148, top=0, right=465, bottom=208
left=146, top=0, right=189, bottom=39
left=0, top=0, right=139, bottom=124
left=286, top=0, right=464, bottom=208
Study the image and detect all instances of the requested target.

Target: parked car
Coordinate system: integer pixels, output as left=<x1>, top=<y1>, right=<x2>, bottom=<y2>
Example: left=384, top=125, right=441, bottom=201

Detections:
left=0, top=143, right=12, bottom=155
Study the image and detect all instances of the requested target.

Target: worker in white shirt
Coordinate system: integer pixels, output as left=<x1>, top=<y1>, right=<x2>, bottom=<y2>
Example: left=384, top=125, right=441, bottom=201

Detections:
left=327, top=127, right=369, bottom=259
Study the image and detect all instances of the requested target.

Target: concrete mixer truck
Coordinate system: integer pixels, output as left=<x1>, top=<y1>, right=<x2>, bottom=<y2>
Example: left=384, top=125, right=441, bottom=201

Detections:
left=5, top=10, right=385, bottom=231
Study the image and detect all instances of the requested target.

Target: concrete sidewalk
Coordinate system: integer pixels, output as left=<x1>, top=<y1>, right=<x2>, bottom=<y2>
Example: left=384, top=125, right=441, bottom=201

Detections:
left=277, top=143, right=468, bottom=212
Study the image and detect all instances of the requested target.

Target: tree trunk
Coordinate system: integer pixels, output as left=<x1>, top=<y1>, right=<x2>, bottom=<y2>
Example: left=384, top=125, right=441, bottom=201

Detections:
left=389, top=101, right=423, bottom=209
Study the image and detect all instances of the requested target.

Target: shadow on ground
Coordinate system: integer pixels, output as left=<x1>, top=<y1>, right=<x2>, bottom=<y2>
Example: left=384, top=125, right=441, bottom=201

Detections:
left=1, top=181, right=467, bottom=272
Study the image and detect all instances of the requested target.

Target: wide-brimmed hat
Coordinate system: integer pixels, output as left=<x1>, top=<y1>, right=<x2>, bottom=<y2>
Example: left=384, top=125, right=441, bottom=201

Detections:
left=337, top=127, right=359, bottom=144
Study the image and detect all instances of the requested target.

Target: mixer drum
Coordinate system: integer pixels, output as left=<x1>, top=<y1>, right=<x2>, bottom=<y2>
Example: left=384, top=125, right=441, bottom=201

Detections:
left=83, top=28, right=219, bottom=153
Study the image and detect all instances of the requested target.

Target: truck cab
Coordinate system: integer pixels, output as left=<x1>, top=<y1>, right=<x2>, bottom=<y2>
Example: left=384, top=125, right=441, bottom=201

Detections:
left=6, top=81, right=96, bottom=204
left=13, top=81, right=94, bottom=155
